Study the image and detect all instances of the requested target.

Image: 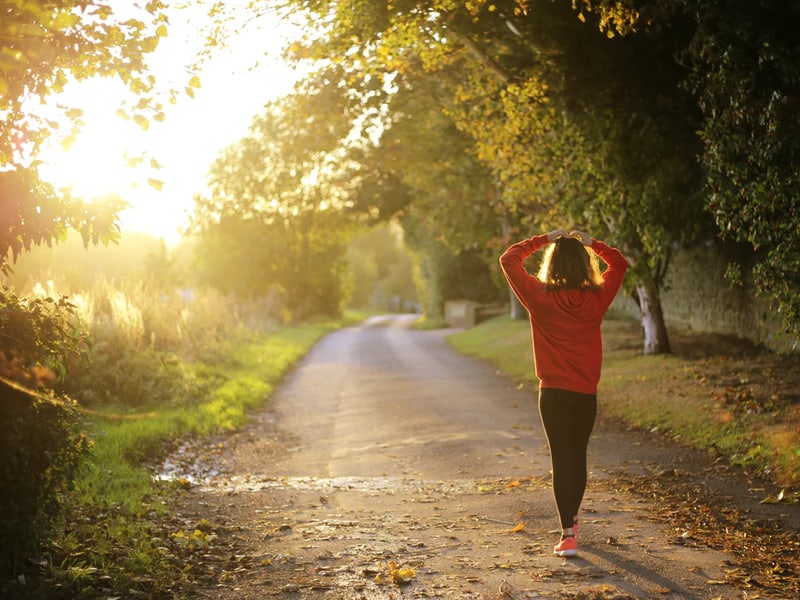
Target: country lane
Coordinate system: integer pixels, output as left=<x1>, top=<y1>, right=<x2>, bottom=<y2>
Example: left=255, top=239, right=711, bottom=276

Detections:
left=167, top=314, right=766, bottom=599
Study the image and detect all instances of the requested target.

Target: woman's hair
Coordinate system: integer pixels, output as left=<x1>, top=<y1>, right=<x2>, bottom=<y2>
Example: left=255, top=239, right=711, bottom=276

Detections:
left=537, top=236, right=603, bottom=291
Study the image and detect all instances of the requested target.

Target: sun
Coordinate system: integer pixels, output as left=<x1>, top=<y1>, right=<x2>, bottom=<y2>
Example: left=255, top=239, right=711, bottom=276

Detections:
left=37, top=81, right=179, bottom=239
left=37, top=1, right=309, bottom=244
left=40, top=102, right=149, bottom=203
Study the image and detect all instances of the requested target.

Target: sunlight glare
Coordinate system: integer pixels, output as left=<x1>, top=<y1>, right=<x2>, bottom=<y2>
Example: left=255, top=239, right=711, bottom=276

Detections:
left=36, top=1, right=308, bottom=245
left=39, top=79, right=148, bottom=203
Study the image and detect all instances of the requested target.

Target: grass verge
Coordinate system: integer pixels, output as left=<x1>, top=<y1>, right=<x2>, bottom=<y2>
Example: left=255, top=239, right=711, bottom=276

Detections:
left=448, top=313, right=800, bottom=491
left=30, top=313, right=365, bottom=599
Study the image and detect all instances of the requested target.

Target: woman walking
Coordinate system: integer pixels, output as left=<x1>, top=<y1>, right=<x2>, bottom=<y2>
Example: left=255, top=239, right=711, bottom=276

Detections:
left=499, top=229, right=628, bottom=557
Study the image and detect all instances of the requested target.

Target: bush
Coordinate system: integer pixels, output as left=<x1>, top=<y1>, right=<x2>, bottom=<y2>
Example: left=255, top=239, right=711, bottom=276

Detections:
left=0, top=378, right=89, bottom=585
left=61, top=345, right=197, bottom=408
left=57, top=279, right=258, bottom=409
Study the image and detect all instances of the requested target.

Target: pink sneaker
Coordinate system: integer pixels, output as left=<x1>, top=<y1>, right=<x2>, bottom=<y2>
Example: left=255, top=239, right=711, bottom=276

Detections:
left=554, top=535, right=578, bottom=557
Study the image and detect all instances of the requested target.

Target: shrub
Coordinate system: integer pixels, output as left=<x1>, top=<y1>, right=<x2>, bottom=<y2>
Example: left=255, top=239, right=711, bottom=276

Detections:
left=61, top=345, right=197, bottom=408
left=0, top=378, right=89, bottom=584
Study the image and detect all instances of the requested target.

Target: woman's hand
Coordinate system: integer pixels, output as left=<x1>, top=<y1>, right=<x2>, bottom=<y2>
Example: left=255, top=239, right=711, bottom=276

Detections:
left=569, top=230, right=592, bottom=246
left=546, top=229, right=569, bottom=242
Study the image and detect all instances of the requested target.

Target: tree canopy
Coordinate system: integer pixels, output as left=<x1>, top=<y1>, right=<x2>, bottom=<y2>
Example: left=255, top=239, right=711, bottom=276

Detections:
left=189, top=96, right=356, bottom=318
left=274, top=0, right=800, bottom=347
left=677, top=0, right=800, bottom=337
left=1, top=0, right=170, bottom=273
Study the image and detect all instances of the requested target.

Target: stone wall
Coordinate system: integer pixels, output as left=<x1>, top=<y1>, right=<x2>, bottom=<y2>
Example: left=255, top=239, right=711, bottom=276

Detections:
left=614, top=242, right=798, bottom=353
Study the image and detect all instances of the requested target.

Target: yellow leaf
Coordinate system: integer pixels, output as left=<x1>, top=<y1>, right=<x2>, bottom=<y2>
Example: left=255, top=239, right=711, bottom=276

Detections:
left=509, top=522, right=525, bottom=533
left=392, top=566, right=416, bottom=585
left=133, top=114, right=149, bottom=130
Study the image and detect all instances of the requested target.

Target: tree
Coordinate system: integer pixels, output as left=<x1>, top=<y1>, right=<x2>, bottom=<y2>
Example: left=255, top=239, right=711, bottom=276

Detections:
left=1, top=6, right=176, bottom=571
left=676, top=0, right=800, bottom=338
left=2, top=0, right=174, bottom=381
left=280, top=0, right=708, bottom=353
left=345, top=223, right=417, bottom=311
left=442, top=2, right=713, bottom=353
left=340, top=68, right=511, bottom=316
left=1, top=1, right=171, bottom=272
left=190, top=96, right=356, bottom=319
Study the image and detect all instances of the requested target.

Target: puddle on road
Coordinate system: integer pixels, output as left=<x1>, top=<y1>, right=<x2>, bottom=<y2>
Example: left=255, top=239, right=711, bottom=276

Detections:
left=156, top=439, right=548, bottom=496
left=161, top=469, right=479, bottom=496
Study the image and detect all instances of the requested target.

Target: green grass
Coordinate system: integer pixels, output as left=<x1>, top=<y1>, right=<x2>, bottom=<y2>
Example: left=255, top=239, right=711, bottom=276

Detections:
left=78, top=322, right=336, bottom=503
left=46, top=314, right=364, bottom=597
left=448, top=314, right=800, bottom=488
left=410, top=315, right=448, bottom=330
left=448, top=314, right=534, bottom=381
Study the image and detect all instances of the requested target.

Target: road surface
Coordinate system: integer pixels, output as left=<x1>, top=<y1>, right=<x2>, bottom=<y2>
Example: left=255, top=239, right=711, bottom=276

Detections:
left=167, top=314, right=790, bottom=599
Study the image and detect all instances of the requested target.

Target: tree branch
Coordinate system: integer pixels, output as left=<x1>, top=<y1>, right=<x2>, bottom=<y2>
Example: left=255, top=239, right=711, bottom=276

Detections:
left=445, top=25, right=516, bottom=86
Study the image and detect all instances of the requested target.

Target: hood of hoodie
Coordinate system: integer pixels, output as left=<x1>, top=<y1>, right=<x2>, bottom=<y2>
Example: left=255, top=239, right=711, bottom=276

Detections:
left=550, top=288, right=602, bottom=322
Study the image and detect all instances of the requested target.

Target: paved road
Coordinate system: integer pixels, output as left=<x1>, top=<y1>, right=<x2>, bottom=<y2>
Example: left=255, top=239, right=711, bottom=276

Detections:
left=170, top=314, right=774, bottom=599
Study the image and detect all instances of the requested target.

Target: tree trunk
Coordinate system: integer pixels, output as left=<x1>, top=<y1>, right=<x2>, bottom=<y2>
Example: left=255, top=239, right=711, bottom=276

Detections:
left=498, top=195, right=527, bottom=321
left=635, top=281, right=671, bottom=354
left=509, top=289, right=527, bottom=320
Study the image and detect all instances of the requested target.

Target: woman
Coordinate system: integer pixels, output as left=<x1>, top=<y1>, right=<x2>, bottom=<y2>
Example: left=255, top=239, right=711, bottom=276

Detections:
left=499, top=228, right=628, bottom=557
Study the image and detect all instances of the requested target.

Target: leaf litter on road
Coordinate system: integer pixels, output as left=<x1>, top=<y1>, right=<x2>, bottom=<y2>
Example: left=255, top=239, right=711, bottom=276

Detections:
left=603, top=473, right=800, bottom=596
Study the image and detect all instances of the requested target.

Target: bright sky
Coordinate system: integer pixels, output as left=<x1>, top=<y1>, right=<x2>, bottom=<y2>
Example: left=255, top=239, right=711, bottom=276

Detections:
left=38, top=2, right=305, bottom=245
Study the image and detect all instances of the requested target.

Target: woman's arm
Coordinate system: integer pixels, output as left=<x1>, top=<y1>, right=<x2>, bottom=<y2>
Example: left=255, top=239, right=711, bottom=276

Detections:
left=571, top=231, right=628, bottom=308
left=499, top=231, right=564, bottom=309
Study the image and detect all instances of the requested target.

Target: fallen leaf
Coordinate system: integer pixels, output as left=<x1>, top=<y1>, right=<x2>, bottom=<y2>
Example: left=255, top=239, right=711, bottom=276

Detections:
left=509, top=522, right=525, bottom=533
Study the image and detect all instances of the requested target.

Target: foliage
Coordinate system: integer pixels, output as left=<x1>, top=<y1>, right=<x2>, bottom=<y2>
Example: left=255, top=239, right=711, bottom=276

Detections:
left=403, top=215, right=503, bottom=318
left=342, top=72, right=509, bottom=315
left=0, top=170, right=128, bottom=275
left=0, top=379, right=89, bottom=584
left=237, top=0, right=800, bottom=346
left=5, top=230, right=176, bottom=290
left=277, top=0, right=713, bottom=352
left=53, top=274, right=280, bottom=408
left=439, top=1, right=707, bottom=352
left=345, top=224, right=418, bottom=311
left=676, top=0, right=800, bottom=337
left=0, top=8, right=183, bottom=579
left=1, top=0, right=173, bottom=274
left=191, top=97, right=356, bottom=319
left=0, top=0, right=168, bottom=162
left=0, top=284, right=89, bottom=382
left=64, top=344, right=196, bottom=409
left=389, top=79, right=505, bottom=253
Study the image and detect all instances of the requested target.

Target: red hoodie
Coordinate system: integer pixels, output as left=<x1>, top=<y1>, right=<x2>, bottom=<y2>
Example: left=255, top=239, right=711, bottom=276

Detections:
left=500, top=234, right=628, bottom=395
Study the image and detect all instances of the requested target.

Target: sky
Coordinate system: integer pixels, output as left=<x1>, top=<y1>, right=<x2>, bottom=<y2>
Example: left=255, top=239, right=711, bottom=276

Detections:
left=38, top=1, right=305, bottom=245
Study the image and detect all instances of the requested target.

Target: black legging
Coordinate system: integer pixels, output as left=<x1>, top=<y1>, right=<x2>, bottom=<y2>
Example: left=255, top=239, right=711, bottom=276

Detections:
left=538, top=387, right=597, bottom=529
